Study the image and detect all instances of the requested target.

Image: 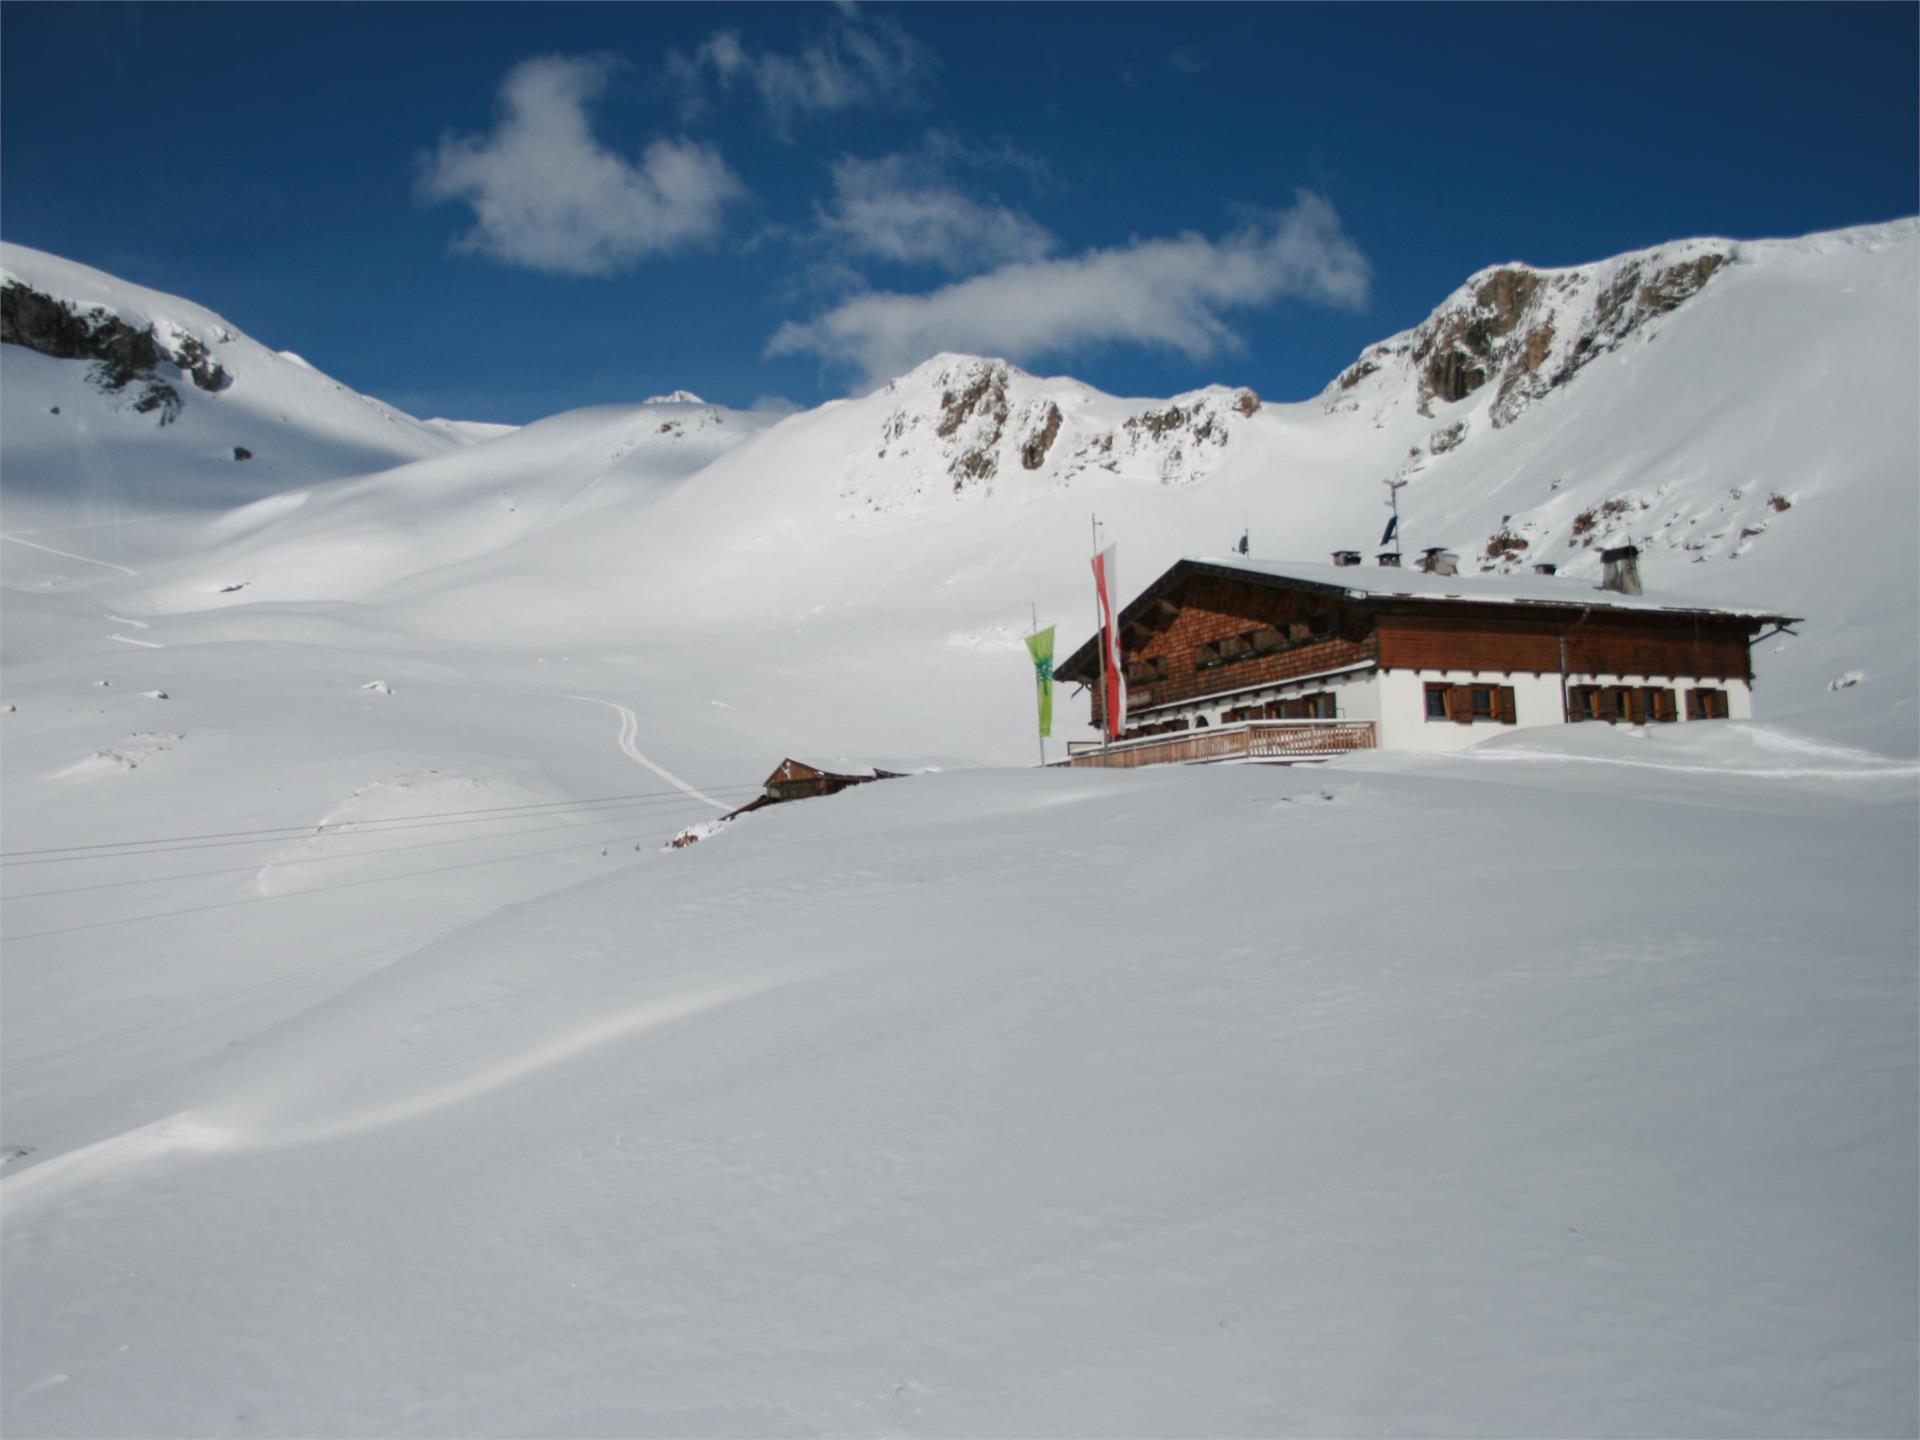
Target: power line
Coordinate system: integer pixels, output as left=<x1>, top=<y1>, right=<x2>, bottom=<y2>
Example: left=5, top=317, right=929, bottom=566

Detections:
left=2, top=804, right=691, bottom=901
left=0, top=781, right=761, bottom=858
left=0, top=783, right=763, bottom=868
left=1, top=822, right=675, bottom=944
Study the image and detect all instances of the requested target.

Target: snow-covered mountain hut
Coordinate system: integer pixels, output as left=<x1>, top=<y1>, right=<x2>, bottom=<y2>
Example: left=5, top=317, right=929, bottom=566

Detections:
left=762, top=759, right=905, bottom=803
left=1055, top=549, right=1798, bottom=766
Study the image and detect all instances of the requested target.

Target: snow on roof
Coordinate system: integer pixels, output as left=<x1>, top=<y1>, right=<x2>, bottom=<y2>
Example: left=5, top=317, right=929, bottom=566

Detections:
left=1188, top=556, right=1793, bottom=619
left=780, top=758, right=906, bottom=780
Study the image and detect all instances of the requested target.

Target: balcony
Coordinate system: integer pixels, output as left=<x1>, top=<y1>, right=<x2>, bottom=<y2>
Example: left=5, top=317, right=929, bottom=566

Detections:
left=1064, top=719, right=1377, bottom=768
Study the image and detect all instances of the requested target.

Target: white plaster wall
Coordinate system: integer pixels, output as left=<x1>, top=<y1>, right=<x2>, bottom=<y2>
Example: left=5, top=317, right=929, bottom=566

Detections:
left=1376, top=671, right=1757, bottom=752
left=1134, top=668, right=1751, bottom=753
left=1377, top=670, right=1569, bottom=753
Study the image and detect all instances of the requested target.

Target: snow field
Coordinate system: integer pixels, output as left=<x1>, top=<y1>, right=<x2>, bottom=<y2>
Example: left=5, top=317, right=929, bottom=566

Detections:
left=2, top=220, right=1917, bottom=1436
left=2, top=753, right=1915, bottom=1436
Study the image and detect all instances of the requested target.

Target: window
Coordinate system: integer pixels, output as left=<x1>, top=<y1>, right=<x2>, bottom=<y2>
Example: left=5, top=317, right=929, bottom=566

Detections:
left=1194, top=641, right=1222, bottom=670
left=1687, top=687, right=1730, bottom=720
left=1428, top=682, right=1516, bottom=724
left=1570, top=684, right=1677, bottom=723
left=1277, top=691, right=1336, bottom=719
left=1126, top=656, right=1167, bottom=685
left=1251, top=627, right=1287, bottom=654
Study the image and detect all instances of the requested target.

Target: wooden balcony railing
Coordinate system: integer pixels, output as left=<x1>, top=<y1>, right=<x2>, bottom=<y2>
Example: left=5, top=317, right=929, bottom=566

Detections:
left=1063, top=719, right=1377, bottom=768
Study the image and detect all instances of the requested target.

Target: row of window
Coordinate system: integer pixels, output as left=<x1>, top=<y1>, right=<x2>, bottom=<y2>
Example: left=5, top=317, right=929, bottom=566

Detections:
left=1222, top=692, right=1335, bottom=722
left=1120, top=615, right=1341, bottom=685
left=1193, top=615, right=1335, bottom=671
left=1569, top=684, right=1729, bottom=723
left=1126, top=691, right=1338, bottom=739
left=1425, top=683, right=1518, bottom=725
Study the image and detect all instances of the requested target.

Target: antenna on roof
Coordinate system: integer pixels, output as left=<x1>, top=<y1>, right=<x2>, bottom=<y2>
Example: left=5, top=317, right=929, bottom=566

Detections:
left=1381, top=478, right=1407, bottom=560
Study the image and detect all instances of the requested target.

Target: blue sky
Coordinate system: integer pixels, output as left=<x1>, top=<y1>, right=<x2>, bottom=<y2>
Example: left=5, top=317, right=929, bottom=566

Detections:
left=4, top=3, right=1915, bottom=423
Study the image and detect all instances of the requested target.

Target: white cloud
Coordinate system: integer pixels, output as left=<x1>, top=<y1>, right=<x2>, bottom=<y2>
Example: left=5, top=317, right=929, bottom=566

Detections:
left=666, top=14, right=932, bottom=137
left=768, top=192, right=1372, bottom=385
left=819, top=152, right=1054, bottom=273
left=421, top=55, right=744, bottom=277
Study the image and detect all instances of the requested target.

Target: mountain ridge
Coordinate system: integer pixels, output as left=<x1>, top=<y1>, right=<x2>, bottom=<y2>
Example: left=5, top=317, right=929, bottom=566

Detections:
left=4, top=220, right=1915, bottom=757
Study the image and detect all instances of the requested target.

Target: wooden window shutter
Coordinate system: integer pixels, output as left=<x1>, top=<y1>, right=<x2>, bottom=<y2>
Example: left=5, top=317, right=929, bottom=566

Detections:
left=1450, top=684, right=1476, bottom=724
left=1496, top=686, right=1517, bottom=724
left=1653, top=688, right=1676, bottom=722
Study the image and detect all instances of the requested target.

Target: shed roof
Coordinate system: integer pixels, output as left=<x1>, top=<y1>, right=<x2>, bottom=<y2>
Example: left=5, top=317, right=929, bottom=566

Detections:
left=765, top=757, right=906, bottom=784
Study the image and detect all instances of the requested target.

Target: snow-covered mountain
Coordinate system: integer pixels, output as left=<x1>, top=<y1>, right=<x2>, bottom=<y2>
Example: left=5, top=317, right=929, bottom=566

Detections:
left=74, top=218, right=1914, bottom=759
left=0, top=242, right=504, bottom=571
left=2, top=223, right=1914, bottom=1438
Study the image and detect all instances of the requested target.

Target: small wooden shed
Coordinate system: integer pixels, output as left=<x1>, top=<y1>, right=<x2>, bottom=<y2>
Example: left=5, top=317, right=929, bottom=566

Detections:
left=761, top=758, right=905, bottom=803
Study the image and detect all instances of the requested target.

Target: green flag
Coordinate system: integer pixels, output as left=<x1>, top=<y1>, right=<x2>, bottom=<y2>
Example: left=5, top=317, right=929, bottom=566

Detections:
left=1025, top=625, right=1056, bottom=738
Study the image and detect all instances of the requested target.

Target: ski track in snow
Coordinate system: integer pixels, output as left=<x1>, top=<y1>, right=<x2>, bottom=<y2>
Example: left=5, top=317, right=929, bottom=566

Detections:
left=104, top=613, right=162, bottom=649
left=0, top=975, right=798, bottom=1214
left=566, top=695, right=730, bottom=810
left=0, top=532, right=137, bottom=575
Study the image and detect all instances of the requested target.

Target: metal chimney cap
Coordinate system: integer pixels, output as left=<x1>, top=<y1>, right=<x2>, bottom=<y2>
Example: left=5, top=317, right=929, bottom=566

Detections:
left=1331, top=550, right=1362, bottom=567
left=1600, top=544, right=1641, bottom=563
left=1533, top=562, right=1559, bottom=576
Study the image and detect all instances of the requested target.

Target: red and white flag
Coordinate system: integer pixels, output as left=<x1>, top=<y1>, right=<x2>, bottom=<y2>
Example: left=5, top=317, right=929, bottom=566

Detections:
left=1091, top=544, right=1126, bottom=739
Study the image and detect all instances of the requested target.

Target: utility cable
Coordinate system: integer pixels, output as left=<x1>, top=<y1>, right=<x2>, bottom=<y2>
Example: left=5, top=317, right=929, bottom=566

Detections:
left=0, top=783, right=763, bottom=867
left=1, top=822, right=677, bottom=944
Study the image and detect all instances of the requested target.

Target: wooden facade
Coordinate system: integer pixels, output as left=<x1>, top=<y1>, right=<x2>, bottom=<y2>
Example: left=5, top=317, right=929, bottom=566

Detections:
left=1084, top=574, right=1380, bottom=728
left=1373, top=610, right=1753, bottom=681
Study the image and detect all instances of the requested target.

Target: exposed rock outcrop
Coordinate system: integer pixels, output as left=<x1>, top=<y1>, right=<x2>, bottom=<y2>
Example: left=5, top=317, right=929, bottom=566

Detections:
left=1, top=279, right=231, bottom=425
left=1019, top=402, right=1063, bottom=470
left=1325, top=242, right=1732, bottom=432
left=865, top=358, right=1262, bottom=505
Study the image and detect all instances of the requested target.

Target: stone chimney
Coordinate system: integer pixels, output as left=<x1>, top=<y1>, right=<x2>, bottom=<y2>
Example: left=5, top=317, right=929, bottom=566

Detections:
left=1601, top=544, right=1642, bottom=596
left=1533, top=562, right=1558, bottom=576
left=1376, top=551, right=1402, bottom=568
left=1416, top=547, right=1459, bottom=576
left=1331, top=550, right=1362, bottom=568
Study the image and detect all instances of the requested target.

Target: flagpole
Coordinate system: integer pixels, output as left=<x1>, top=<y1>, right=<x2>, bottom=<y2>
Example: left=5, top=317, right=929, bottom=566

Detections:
left=1092, top=514, right=1109, bottom=755
left=1383, top=478, right=1407, bottom=561
left=1031, top=601, right=1046, bottom=768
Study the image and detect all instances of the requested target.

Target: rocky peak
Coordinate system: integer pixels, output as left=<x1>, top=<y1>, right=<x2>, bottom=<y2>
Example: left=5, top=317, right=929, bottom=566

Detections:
left=867, top=354, right=1263, bottom=503
left=1329, top=240, right=1732, bottom=431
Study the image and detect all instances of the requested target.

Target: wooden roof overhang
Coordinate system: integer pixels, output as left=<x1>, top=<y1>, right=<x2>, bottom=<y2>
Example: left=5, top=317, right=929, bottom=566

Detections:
left=1055, top=558, right=1802, bottom=685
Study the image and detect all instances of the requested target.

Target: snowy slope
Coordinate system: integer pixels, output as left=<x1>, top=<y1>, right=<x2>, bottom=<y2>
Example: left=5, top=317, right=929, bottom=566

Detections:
left=131, top=397, right=774, bottom=607
left=3, top=744, right=1914, bottom=1437
left=0, top=242, right=503, bottom=574
left=2, top=223, right=1915, bottom=1438
left=91, top=221, right=1918, bottom=763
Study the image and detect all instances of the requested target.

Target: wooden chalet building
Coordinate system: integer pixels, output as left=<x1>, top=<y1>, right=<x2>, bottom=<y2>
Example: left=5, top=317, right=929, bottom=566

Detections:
left=719, top=758, right=907, bottom=821
left=1055, top=546, right=1798, bottom=767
